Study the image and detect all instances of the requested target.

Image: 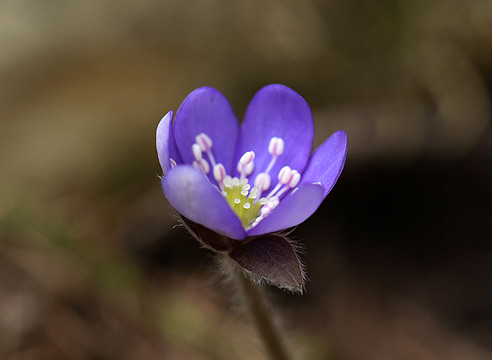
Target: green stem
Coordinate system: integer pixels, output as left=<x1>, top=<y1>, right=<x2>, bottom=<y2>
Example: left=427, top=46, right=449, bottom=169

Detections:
left=228, top=257, right=294, bottom=360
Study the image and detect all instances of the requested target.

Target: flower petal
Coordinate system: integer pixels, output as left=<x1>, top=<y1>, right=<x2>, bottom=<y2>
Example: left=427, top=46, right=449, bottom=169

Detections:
left=236, top=84, right=314, bottom=189
left=246, top=183, right=324, bottom=236
left=173, top=87, right=239, bottom=177
left=162, top=165, right=246, bottom=240
left=156, top=111, right=182, bottom=174
left=300, top=130, right=347, bottom=198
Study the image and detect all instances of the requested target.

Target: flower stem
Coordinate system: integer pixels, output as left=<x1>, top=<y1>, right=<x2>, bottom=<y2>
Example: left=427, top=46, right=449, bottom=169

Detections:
left=228, top=257, right=294, bottom=360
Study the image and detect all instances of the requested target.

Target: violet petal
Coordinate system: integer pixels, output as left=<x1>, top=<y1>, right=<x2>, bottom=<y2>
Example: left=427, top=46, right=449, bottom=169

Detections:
left=300, top=130, right=347, bottom=198
left=246, top=183, right=324, bottom=236
left=156, top=111, right=182, bottom=174
left=235, top=84, right=314, bottom=189
left=173, top=87, right=239, bottom=178
left=162, top=165, right=246, bottom=240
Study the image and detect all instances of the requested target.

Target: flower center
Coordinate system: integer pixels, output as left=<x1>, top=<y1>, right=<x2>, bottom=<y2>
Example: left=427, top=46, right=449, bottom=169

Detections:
left=221, top=177, right=267, bottom=228
left=177, top=133, right=301, bottom=229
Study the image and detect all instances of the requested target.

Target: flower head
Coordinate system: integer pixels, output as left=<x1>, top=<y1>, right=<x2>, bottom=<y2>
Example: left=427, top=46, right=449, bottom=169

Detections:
left=156, top=84, right=347, bottom=241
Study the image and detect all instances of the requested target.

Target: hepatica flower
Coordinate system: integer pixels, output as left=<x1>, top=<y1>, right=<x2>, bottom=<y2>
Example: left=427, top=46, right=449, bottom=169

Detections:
left=157, top=84, right=347, bottom=289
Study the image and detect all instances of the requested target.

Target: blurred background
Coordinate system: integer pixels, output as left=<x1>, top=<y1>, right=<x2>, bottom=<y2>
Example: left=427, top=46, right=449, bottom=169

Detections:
left=1, top=0, right=492, bottom=359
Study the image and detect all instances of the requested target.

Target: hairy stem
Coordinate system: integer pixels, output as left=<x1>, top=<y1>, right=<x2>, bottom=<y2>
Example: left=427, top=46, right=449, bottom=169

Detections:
left=227, top=256, right=294, bottom=360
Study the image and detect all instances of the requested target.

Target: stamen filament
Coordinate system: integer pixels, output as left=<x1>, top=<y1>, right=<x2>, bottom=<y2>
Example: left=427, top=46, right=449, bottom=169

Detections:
left=264, top=157, right=277, bottom=175
left=266, top=183, right=282, bottom=199
left=206, top=150, right=217, bottom=168
left=273, top=186, right=288, bottom=199
left=189, top=133, right=295, bottom=229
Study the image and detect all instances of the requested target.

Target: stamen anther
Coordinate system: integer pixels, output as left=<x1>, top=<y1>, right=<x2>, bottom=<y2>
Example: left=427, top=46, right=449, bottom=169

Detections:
left=240, top=151, right=255, bottom=166
left=264, top=137, right=284, bottom=174
left=193, top=158, right=210, bottom=174
left=192, top=143, right=202, bottom=161
left=268, top=137, right=284, bottom=158
left=254, top=172, right=271, bottom=191
left=278, top=166, right=292, bottom=185
left=288, top=170, right=301, bottom=188
left=195, top=133, right=213, bottom=152
left=213, top=163, right=226, bottom=190
left=274, top=169, right=301, bottom=198
left=169, top=158, right=177, bottom=168
left=213, top=163, right=226, bottom=182
left=243, top=162, right=254, bottom=176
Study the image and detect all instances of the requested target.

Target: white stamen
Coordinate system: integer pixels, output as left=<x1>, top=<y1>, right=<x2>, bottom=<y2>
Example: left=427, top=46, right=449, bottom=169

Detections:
left=249, top=218, right=262, bottom=228
left=193, top=159, right=210, bottom=174
left=275, top=170, right=301, bottom=198
left=169, top=158, right=177, bottom=168
left=195, top=133, right=213, bottom=152
left=288, top=170, right=301, bottom=188
left=266, top=184, right=281, bottom=199
left=274, top=186, right=289, bottom=199
left=213, top=163, right=226, bottom=190
left=274, top=171, right=301, bottom=198
left=192, top=143, right=202, bottom=161
left=213, top=163, right=226, bottom=182
left=260, top=198, right=279, bottom=216
left=265, top=166, right=290, bottom=198
left=244, top=162, right=254, bottom=176
left=264, top=158, right=275, bottom=175
left=266, top=167, right=300, bottom=199
left=238, top=160, right=255, bottom=180
left=278, top=166, right=292, bottom=184
left=195, top=133, right=217, bottom=167
left=207, top=151, right=217, bottom=168
left=240, top=151, right=255, bottom=166
left=254, top=172, right=271, bottom=191
left=268, top=137, right=284, bottom=157
left=187, top=134, right=294, bottom=230
left=201, top=159, right=210, bottom=173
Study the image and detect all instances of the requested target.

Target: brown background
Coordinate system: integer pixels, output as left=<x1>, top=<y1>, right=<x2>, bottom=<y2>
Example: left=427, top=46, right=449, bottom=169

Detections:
left=1, top=1, right=492, bottom=359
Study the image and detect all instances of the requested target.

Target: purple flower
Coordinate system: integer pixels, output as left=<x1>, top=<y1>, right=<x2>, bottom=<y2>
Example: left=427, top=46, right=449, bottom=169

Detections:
left=156, top=84, right=347, bottom=241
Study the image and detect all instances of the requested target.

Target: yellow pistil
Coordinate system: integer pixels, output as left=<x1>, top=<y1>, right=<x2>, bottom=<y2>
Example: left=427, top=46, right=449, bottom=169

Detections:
left=223, top=178, right=267, bottom=228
